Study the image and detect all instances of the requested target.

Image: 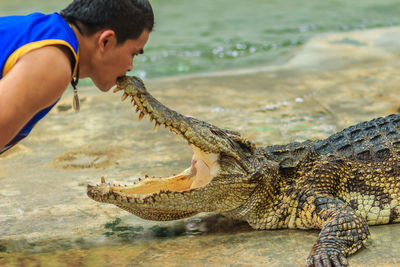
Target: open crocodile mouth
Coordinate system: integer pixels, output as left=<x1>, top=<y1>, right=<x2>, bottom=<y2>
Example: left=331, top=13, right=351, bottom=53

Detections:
left=90, top=146, right=220, bottom=199
left=87, top=76, right=222, bottom=201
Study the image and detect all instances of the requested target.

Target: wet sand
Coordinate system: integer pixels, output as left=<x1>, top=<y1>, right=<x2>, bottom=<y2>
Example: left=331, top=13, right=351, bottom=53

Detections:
left=2, top=27, right=400, bottom=266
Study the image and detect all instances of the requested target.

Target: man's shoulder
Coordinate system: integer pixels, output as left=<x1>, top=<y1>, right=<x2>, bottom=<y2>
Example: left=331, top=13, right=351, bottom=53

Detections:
left=0, top=12, right=78, bottom=79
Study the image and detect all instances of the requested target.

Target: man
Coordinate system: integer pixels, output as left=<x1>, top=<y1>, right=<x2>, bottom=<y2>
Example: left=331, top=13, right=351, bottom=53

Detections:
left=0, top=0, right=154, bottom=154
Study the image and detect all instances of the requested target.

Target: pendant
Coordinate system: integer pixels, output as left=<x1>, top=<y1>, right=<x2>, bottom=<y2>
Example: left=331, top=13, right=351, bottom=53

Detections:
left=73, top=88, right=80, bottom=112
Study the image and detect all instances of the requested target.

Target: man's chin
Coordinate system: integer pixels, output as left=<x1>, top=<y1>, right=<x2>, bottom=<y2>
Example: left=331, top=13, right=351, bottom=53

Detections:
left=93, top=80, right=114, bottom=92
left=100, top=86, right=112, bottom=92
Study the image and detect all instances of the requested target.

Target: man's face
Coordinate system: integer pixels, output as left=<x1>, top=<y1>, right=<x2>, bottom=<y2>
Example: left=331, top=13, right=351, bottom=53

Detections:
left=91, top=30, right=150, bottom=92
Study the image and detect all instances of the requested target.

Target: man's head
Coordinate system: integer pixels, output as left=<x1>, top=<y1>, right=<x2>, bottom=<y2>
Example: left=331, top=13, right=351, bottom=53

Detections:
left=60, top=0, right=154, bottom=44
left=60, top=0, right=154, bottom=91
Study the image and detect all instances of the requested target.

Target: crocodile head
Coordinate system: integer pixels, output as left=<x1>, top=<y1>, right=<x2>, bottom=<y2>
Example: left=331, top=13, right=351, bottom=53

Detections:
left=87, top=76, right=265, bottom=221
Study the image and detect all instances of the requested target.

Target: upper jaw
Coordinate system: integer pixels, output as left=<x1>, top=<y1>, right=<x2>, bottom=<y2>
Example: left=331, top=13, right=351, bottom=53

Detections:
left=115, top=76, right=250, bottom=161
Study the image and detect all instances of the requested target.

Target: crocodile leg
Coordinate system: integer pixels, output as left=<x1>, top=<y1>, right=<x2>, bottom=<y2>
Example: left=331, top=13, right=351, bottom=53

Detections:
left=306, top=195, right=370, bottom=267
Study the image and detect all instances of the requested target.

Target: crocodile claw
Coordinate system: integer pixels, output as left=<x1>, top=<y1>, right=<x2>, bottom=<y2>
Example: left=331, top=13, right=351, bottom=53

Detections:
left=306, top=250, right=348, bottom=267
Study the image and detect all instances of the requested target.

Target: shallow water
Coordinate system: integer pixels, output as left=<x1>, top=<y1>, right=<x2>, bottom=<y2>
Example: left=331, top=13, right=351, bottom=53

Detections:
left=3, top=1, right=400, bottom=266
left=2, top=224, right=400, bottom=267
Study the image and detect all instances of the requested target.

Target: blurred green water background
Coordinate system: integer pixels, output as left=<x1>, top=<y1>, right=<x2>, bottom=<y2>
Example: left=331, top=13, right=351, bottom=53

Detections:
left=1, top=0, right=400, bottom=81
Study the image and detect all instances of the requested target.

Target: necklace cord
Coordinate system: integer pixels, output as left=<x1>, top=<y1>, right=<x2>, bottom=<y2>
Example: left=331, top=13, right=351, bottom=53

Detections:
left=71, top=65, right=80, bottom=112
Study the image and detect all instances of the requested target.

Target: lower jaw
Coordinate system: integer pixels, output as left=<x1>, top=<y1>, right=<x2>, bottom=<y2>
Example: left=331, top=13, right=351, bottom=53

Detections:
left=107, top=159, right=212, bottom=196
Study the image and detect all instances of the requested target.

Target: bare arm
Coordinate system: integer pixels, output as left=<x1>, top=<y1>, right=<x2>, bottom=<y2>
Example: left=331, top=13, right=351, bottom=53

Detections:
left=0, top=45, right=73, bottom=149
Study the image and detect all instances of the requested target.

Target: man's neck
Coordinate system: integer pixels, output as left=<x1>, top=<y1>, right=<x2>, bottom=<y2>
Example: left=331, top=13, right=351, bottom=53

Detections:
left=69, top=23, right=94, bottom=79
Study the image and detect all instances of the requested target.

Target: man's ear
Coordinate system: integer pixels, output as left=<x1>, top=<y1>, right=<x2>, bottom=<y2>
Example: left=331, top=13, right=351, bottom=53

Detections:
left=97, top=30, right=117, bottom=52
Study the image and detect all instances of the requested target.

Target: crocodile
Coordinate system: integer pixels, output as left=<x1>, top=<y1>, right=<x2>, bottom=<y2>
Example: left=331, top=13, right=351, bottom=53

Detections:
left=87, top=76, right=400, bottom=267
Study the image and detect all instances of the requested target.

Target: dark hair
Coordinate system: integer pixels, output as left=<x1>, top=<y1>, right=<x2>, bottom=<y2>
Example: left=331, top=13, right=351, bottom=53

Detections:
left=60, top=0, right=154, bottom=44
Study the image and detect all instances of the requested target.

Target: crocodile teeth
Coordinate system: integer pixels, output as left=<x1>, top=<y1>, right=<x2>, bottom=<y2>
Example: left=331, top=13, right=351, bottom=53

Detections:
left=133, top=96, right=144, bottom=111
left=154, top=122, right=160, bottom=132
left=121, top=93, right=128, bottom=101
left=139, top=112, right=145, bottom=121
left=113, top=86, right=122, bottom=93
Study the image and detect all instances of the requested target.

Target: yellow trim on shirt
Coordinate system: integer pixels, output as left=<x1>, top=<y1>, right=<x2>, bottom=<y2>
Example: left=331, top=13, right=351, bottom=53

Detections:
left=2, top=39, right=79, bottom=78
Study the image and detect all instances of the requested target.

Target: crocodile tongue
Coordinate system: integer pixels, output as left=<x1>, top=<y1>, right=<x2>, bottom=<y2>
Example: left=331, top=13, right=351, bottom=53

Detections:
left=190, top=157, right=211, bottom=189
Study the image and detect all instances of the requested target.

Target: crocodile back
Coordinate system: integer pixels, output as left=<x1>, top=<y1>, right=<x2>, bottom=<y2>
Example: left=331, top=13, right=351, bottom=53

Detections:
left=262, top=140, right=313, bottom=170
left=260, top=114, right=400, bottom=176
left=313, top=114, right=400, bottom=161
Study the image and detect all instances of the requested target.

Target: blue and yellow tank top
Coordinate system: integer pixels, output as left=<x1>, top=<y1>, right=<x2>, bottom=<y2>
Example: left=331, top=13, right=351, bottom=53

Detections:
left=0, top=12, right=79, bottom=154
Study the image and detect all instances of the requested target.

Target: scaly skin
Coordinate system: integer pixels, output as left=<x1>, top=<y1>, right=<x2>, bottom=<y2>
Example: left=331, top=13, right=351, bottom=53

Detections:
left=87, top=76, right=400, bottom=267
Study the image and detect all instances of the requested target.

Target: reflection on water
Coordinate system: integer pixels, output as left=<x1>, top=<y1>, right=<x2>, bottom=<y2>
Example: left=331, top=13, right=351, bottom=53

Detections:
left=3, top=14, right=400, bottom=267
left=2, top=222, right=400, bottom=266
